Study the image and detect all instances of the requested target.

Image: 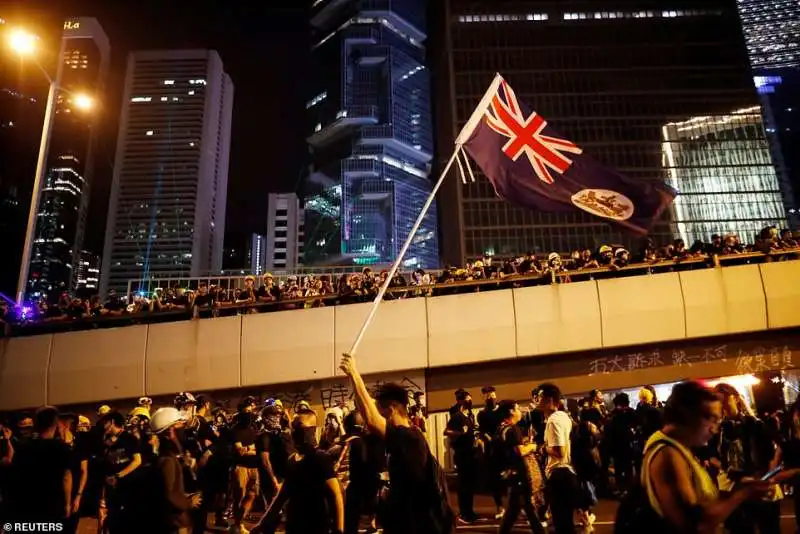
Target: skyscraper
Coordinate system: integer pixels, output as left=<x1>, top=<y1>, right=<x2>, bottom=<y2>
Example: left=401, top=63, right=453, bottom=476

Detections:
left=736, top=0, right=799, bottom=70
left=736, top=0, right=800, bottom=225
left=100, top=50, right=233, bottom=295
left=26, top=17, right=109, bottom=299
left=304, top=0, right=439, bottom=269
left=265, top=192, right=304, bottom=271
left=434, top=1, right=784, bottom=263
left=74, top=249, right=100, bottom=294
left=662, top=106, right=786, bottom=244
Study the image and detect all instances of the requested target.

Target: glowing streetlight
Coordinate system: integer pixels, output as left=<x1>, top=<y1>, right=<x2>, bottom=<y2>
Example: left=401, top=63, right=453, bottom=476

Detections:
left=7, top=28, right=37, bottom=56
left=73, top=93, right=94, bottom=111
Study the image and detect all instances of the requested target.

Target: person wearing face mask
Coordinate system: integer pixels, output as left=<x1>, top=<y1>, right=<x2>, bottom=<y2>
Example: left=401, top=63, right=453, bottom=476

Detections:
left=478, top=386, right=505, bottom=519
left=445, top=388, right=478, bottom=524
left=150, top=407, right=203, bottom=534
left=256, top=400, right=294, bottom=509
left=58, top=413, right=89, bottom=534
left=252, top=411, right=344, bottom=534
left=99, top=410, right=144, bottom=534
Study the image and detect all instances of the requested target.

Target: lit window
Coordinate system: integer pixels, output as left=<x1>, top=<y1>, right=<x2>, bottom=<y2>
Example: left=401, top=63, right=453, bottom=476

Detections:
left=188, top=90, right=195, bottom=95
left=131, top=97, right=151, bottom=103
left=306, top=91, right=328, bottom=109
left=163, top=80, right=174, bottom=85
left=160, top=96, right=168, bottom=102
left=146, top=130, right=154, bottom=136
left=314, top=123, right=322, bottom=132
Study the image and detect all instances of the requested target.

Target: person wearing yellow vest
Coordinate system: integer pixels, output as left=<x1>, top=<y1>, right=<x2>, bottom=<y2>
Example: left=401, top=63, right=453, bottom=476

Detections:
left=642, top=381, right=774, bottom=533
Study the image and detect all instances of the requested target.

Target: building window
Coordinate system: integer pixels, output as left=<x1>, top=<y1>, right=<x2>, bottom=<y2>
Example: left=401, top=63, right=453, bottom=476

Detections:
left=274, top=252, right=287, bottom=260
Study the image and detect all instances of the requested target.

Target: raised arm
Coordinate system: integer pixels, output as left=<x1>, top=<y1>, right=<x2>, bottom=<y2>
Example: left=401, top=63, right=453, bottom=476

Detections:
left=340, top=353, right=386, bottom=438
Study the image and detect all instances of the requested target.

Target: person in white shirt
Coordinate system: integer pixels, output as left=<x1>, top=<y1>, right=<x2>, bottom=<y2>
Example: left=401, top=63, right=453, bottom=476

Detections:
left=539, top=383, right=581, bottom=534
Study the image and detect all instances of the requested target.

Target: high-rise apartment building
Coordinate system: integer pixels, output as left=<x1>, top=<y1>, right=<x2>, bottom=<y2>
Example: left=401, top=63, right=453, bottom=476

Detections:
left=662, top=107, right=786, bottom=244
left=304, top=0, right=439, bottom=269
left=100, top=50, right=233, bottom=295
left=26, top=18, right=109, bottom=298
left=74, top=249, right=100, bottom=293
left=434, top=1, right=784, bottom=263
left=265, top=193, right=304, bottom=271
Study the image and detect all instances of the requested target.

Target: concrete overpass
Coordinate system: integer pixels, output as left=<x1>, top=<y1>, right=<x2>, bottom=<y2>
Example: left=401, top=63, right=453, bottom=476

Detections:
left=1, top=260, right=799, bottom=413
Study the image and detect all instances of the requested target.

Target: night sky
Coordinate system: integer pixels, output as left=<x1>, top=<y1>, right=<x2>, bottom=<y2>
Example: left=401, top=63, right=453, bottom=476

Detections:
left=0, top=0, right=311, bottom=253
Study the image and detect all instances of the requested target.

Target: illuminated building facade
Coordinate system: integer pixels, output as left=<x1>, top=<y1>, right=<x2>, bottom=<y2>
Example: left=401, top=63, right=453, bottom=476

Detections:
left=434, top=1, right=768, bottom=262
left=27, top=18, right=109, bottom=299
left=74, top=249, right=100, bottom=293
left=100, top=50, right=233, bottom=295
left=266, top=193, right=304, bottom=271
left=247, top=234, right=267, bottom=276
left=736, top=0, right=799, bottom=70
left=304, top=0, right=439, bottom=268
left=661, top=107, right=786, bottom=244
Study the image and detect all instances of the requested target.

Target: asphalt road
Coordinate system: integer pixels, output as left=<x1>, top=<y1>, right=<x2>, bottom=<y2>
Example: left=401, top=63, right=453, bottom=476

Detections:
left=73, top=497, right=799, bottom=533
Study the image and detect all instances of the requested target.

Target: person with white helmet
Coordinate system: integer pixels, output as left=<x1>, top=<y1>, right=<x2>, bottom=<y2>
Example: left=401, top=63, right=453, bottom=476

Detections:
left=150, top=407, right=202, bottom=534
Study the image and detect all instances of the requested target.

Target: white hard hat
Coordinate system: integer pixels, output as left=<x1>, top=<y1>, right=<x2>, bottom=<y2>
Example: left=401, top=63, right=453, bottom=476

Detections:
left=150, top=407, right=185, bottom=434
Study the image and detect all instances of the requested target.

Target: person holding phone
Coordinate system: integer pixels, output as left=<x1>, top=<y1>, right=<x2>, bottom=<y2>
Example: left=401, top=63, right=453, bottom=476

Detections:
left=709, top=383, right=783, bottom=534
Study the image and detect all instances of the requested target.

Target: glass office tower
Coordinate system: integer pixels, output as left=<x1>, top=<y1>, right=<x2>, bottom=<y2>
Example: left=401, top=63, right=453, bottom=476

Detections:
left=305, top=0, right=438, bottom=268
left=434, top=1, right=782, bottom=263
left=662, top=107, right=786, bottom=244
left=27, top=18, right=109, bottom=299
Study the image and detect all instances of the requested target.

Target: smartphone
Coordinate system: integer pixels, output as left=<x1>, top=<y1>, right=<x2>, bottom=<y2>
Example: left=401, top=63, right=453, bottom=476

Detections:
left=761, top=464, right=784, bottom=481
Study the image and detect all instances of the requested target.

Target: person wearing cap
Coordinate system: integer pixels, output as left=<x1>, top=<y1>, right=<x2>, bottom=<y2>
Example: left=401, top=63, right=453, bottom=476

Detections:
left=100, top=410, right=144, bottom=533
left=257, top=273, right=280, bottom=304
left=236, top=276, right=257, bottom=306
left=446, top=388, right=478, bottom=524
left=256, top=400, right=294, bottom=509
left=150, top=407, right=202, bottom=534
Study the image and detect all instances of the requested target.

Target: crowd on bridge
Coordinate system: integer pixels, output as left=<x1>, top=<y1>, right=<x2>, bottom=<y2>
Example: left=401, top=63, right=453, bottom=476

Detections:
left=3, top=350, right=800, bottom=534
left=2, top=227, right=799, bottom=336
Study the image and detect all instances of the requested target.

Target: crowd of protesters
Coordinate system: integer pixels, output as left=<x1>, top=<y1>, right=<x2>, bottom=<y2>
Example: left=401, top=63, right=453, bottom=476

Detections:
left=0, top=353, right=451, bottom=534
left=4, top=357, right=800, bottom=533
left=3, top=228, right=798, bottom=336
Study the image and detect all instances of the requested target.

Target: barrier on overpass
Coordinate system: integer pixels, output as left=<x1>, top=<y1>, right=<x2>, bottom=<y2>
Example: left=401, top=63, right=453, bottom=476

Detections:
left=1, top=260, right=799, bottom=410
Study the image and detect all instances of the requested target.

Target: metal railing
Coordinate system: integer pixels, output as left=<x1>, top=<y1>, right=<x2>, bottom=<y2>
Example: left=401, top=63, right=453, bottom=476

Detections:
left=4, top=249, right=799, bottom=338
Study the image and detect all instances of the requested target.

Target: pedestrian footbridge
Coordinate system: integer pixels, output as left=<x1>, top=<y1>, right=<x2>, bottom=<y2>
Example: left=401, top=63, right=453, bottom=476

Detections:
left=1, top=260, right=799, bottom=411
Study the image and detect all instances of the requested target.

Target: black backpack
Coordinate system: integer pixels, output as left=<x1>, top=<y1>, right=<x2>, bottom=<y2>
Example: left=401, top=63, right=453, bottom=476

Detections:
left=614, top=440, right=682, bottom=534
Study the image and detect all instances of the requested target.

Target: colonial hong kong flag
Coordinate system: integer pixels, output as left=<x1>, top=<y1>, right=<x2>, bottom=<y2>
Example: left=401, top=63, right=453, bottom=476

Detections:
left=457, top=74, right=676, bottom=234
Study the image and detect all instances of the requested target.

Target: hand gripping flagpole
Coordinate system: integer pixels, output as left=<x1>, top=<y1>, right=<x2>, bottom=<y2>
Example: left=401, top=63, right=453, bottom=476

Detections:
left=347, top=148, right=461, bottom=357
left=347, top=73, right=504, bottom=357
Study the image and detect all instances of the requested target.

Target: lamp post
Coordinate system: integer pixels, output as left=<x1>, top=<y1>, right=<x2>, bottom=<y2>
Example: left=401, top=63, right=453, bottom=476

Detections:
left=7, top=28, right=93, bottom=306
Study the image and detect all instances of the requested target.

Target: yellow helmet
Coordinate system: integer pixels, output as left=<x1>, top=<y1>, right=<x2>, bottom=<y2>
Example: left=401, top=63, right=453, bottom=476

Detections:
left=130, top=406, right=150, bottom=419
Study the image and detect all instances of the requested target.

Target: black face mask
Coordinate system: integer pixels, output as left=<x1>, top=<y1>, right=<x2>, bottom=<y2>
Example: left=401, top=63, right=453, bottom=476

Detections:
left=463, top=400, right=473, bottom=410
left=174, top=427, right=188, bottom=445
left=292, top=427, right=317, bottom=452
left=485, top=398, right=496, bottom=409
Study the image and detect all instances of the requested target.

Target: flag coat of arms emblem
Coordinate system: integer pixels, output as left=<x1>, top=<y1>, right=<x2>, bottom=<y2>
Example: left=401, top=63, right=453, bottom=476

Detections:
left=457, top=74, right=676, bottom=234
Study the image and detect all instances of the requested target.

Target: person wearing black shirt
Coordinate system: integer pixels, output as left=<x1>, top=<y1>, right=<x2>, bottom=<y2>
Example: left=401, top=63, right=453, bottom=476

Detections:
left=256, top=401, right=294, bottom=508
left=100, top=410, right=143, bottom=534
left=341, top=352, right=452, bottom=534
left=446, top=389, right=478, bottom=524
left=58, top=413, right=90, bottom=534
left=192, top=284, right=215, bottom=318
left=231, top=411, right=260, bottom=532
left=341, top=411, right=382, bottom=534
left=478, top=386, right=504, bottom=518
left=496, top=401, right=546, bottom=534
left=606, top=393, right=637, bottom=494
left=8, top=406, right=72, bottom=523
left=254, top=411, right=344, bottom=534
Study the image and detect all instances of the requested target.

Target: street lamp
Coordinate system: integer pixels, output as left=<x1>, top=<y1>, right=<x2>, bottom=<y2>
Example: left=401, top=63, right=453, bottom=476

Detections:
left=7, top=27, right=94, bottom=305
